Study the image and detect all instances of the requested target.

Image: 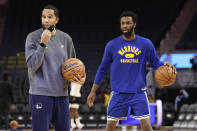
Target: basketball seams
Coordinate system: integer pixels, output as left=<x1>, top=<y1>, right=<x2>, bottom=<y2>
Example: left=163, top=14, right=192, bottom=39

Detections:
left=156, top=68, right=169, bottom=85
left=166, top=66, right=175, bottom=82
left=62, top=72, right=73, bottom=79
left=165, top=65, right=176, bottom=86
left=155, top=65, right=176, bottom=86
left=62, top=65, right=84, bottom=79
left=164, top=66, right=172, bottom=85
left=62, top=65, right=83, bottom=73
left=64, top=58, right=83, bottom=65
left=168, top=67, right=175, bottom=81
left=156, top=77, right=168, bottom=86
left=156, top=78, right=169, bottom=85
left=155, top=78, right=168, bottom=82
left=62, top=58, right=85, bottom=81
left=157, top=66, right=169, bottom=80
left=164, top=66, right=170, bottom=82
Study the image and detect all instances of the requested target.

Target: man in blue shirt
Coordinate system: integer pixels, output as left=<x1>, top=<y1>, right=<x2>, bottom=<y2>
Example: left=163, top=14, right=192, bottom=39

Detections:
left=87, top=11, right=176, bottom=131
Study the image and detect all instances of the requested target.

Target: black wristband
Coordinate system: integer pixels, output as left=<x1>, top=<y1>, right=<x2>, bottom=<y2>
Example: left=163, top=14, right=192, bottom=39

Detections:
left=40, top=43, right=46, bottom=47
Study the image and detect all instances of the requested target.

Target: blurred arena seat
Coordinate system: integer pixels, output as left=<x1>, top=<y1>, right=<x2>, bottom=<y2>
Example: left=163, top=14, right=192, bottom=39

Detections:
left=163, top=102, right=176, bottom=126
left=79, top=103, right=107, bottom=128
left=173, top=103, right=197, bottom=129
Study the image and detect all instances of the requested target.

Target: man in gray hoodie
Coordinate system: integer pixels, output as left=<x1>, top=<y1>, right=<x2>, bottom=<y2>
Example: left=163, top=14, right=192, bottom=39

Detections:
left=25, top=5, right=85, bottom=131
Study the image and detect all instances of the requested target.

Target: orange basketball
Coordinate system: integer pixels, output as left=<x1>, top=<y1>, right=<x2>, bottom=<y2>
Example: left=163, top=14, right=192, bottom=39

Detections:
left=155, top=65, right=176, bottom=86
left=62, top=58, right=85, bottom=82
left=10, top=120, right=18, bottom=129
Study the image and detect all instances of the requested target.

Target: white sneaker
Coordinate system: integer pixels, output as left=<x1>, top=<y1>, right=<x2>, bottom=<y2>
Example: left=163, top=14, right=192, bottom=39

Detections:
left=71, top=123, right=77, bottom=130
left=77, top=123, right=84, bottom=130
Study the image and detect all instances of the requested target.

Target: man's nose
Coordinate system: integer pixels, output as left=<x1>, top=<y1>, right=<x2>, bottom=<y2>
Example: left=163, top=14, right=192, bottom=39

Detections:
left=122, top=24, right=127, bottom=28
left=43, top=18, right=49, bottom=22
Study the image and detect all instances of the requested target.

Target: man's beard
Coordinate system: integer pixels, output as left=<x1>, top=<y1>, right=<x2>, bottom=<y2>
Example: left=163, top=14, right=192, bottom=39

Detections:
left=122, top=27, right=134, bottom=38
left=42, top=25, right=55, bottom=32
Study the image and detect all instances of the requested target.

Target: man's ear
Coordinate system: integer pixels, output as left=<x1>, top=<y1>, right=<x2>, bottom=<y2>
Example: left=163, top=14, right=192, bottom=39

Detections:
left=56, top=18, right=59, bottom=24
left=134, top=23, right=136, bottom=28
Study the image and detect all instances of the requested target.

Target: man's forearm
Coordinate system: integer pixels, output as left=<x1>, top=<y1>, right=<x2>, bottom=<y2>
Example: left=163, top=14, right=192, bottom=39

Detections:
left=91, top=84, right=99, bottom=93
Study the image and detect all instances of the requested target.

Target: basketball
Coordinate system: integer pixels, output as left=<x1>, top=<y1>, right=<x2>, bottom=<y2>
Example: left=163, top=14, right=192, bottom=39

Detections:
left=10, top=120, right=18, bottom=129
left=155, top=65, right=176, bottom=86
left=62, top=58, right=85, bottom=81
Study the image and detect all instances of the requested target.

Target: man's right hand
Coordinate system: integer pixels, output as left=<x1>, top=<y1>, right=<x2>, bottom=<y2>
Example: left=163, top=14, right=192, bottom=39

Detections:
left=70, top=73, right=86, bottom=85
left=87, top=84, right=99, bottom=107
left=87, top=91, right=96, bottom=107
left=40, top=29, right=52, bottom=44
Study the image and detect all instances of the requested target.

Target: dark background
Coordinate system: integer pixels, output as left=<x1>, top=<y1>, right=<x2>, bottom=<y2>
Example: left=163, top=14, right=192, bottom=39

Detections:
left=0, top=0, right=185, bottom=56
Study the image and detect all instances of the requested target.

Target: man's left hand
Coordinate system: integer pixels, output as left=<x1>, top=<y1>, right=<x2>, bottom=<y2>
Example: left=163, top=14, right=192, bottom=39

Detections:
left=164, top=61, right=177, bottom=74
left=70, top=73, right=86, bottom=85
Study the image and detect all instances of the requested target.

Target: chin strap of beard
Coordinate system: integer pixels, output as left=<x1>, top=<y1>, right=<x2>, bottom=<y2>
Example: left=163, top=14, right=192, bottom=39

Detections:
left=42, top=25, right=55, bottom=32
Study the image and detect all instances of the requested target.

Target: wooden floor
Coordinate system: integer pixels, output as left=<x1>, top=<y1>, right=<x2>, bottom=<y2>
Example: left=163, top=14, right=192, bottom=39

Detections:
left=1, top=129, right=196, bottom=131
left=71, top=129, right=171, bottom=131
left=19, top=127, right=196, bottom=131
left=69, top=128, right=195, bottom=131
left=21, top=128, right=169, bottom=131
left=1, top=129, right=172, bottom=131
left=2, top=126, right=196, bottom=131
left=70, top=127, right=171, bottom=131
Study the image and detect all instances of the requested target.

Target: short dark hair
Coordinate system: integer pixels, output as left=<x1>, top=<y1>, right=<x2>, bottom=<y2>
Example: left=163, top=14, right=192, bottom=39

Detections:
left=120, top=11, right=137, bottom=23
left=43, top=5, right=59, bottom=18
left=2, top=72, right=9, bottom=81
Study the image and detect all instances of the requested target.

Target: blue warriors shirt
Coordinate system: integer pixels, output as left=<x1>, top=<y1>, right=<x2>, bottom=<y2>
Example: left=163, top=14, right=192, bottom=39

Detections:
left=94, top=35, right=163, bottom=93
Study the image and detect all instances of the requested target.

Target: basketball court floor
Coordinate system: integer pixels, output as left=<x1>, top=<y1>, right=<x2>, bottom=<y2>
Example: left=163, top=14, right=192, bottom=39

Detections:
left=12, top=129, right=196, bottom=131
left=1, top=125, right=195, bottom=131
left=0, top=128, right=196, bottom=131
left=10, top=127, right=195, bottom=131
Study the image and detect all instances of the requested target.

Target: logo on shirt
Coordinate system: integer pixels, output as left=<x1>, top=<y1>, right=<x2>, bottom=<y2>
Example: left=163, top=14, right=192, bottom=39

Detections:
left=61, top=45, right=64, bottom=48
left=118, top=45, right=142, bottom=63
left=35, top=103, right=42, bottom=109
